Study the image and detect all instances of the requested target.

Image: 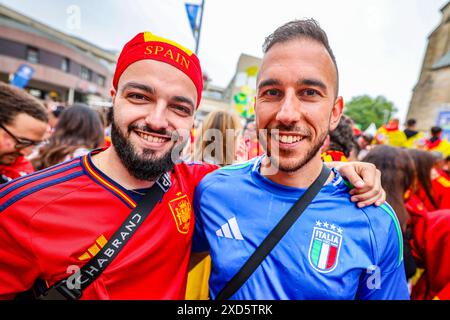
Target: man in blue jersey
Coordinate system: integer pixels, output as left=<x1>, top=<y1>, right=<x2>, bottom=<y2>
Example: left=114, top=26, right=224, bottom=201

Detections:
left=192, top=19, right=409, bottom=299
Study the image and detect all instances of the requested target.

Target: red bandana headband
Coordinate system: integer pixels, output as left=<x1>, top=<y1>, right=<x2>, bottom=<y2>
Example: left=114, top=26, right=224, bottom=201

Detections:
left=113, top=32, right=203, bottom=108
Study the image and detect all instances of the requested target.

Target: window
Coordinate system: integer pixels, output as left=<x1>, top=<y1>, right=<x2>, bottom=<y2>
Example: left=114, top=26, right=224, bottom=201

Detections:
left=80, top=66, right=92, bottom=81
left=61, top=58, right=70, bottom=73
left=97, top=75, right=106, bottom=87
left=26, top=47, right=39, bottom=64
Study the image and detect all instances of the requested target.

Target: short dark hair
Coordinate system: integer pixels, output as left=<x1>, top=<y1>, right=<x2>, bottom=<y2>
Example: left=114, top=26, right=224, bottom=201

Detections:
left=262, top=18, right=339, bottom=95
left=52, top=105, right=65, bottom=118
left=0, top=82, right=48, bottom=125
left=431, top=126, right=442, bottom=136
left=406, top=119, right=416, bottom=127
left=329, top=115, right=354, bottom=157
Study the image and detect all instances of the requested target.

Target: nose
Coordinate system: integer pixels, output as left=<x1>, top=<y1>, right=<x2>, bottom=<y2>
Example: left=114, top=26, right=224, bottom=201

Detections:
left=275, top=89, right=301, bottom=125
left=144, top=99, right=169, bottom=132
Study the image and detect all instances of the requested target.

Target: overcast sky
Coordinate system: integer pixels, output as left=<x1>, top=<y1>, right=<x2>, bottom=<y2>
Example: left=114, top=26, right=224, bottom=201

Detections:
left=1, top=0, right=448, bottom=122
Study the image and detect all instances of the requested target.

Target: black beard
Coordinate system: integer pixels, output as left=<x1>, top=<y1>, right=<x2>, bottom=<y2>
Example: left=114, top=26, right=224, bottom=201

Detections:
left=110, top=120, right=175, bottom=181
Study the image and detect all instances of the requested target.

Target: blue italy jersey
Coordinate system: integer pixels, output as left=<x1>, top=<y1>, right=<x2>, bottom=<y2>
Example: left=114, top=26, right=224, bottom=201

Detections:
left=193, top=156, right=410, bottom=300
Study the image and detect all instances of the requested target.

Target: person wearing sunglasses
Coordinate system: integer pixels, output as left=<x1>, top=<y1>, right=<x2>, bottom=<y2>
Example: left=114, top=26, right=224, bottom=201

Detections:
left=0, top=82, right=48, bottom=184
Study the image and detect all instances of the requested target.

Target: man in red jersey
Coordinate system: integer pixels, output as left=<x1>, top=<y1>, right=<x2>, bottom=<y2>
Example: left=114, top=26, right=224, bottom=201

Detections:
left=0, top=31, right=384, bottom=300
left=0, top=83, right=48, bottom=184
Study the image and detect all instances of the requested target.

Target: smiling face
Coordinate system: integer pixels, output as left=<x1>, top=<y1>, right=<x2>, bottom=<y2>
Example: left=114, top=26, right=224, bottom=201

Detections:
left=111, top=59, right=197, bottom=180
left=0, top=113, right=47, bottom=165
left=255, top=38, right=343, bottom=172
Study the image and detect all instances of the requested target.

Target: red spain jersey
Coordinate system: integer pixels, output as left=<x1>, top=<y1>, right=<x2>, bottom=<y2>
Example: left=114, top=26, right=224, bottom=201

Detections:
left=0, top=156, right=35, bottom=183
left=0, top=150, right=216, bottom=300
left=416, top=174, right=450, bottom=211
left=321, top=150, right=348, bottom=162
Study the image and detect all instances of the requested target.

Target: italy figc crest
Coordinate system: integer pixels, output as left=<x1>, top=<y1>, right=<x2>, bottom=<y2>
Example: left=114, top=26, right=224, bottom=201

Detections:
left=308, top=220, right=343, bottom=273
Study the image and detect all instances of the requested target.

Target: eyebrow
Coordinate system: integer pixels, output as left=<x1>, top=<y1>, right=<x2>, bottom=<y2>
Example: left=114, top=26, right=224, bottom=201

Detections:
left=120, top=82, right=156, bottom=95
left=172, top=96, right=195, bottom=113
left=257, top=79, right=282, bottom=91
left=297, top=78, right=327, bottom=92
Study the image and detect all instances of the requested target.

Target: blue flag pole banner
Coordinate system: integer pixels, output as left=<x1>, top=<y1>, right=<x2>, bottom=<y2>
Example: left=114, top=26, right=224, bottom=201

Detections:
left=10, top=64, right=34, bottom=89
left=185, top=3, right=200, bottom=37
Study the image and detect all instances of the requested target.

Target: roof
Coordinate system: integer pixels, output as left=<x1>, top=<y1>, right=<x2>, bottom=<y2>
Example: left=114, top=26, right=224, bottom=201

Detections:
left=432, top=50, right=450, bottom=70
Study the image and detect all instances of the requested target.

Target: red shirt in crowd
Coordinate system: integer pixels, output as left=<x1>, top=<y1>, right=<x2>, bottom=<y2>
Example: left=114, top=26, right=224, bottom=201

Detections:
left=416, top=173, right=450, bottom=211
left=0, top=156, right=34, bottom=183
left=406, top=194, right=450, bottom=300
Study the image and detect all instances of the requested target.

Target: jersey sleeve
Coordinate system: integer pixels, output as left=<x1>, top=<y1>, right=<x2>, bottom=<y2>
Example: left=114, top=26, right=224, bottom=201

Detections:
left=356, top=205, right=410, bottom=300
left=187, top=162, right=218, bottom=188
left=0, top=207, right=41, bottom=299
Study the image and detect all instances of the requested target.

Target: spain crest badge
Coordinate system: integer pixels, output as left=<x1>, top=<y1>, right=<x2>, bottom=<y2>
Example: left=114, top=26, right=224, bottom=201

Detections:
left=169, top=194, right=192, bottom=234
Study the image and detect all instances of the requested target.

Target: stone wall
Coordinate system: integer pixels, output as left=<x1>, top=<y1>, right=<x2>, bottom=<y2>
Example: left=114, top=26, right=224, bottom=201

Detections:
left=406, top=2, right=450, bottom=131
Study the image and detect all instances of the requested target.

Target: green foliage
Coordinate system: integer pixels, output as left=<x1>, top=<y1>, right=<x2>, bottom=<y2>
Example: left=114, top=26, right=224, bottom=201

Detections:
left=344, top=95, right=397, bottom=131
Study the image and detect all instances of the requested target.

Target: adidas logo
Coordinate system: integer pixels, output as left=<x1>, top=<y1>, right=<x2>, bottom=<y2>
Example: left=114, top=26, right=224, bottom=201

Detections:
left=216, top=217, right=244, bottom=240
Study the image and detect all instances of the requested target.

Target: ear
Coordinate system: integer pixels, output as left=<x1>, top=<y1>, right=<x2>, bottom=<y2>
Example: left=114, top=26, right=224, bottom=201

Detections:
left=110, top=87, right=117, bottom=105
left=329, top=96, right=344, bottom=131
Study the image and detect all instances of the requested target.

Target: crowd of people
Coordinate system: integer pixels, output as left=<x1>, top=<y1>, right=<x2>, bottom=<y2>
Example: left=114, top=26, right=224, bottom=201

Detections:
left=0, top=18, right=449, bottom=301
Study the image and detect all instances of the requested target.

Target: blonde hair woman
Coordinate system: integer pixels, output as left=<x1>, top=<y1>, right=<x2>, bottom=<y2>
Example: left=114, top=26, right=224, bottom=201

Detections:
left=187, top=110, right=243, bottom=300
left=194, top=110, right=243, bottom=166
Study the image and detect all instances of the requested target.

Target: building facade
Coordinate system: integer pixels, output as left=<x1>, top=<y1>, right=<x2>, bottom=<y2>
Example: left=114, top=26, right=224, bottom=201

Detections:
left=196, top=54, right=261, bottom=122
left=407, top=1, right=450, bottom=136
left=0, top=4, right=116, bottom=106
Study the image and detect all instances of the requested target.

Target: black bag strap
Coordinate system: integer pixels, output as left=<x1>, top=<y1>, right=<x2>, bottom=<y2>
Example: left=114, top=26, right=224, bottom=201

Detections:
left=215, top=164, right=331, bottom=300
left=36, top=173, right=172, bottom=300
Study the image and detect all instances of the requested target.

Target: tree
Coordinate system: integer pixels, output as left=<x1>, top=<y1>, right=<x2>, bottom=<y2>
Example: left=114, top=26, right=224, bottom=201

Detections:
left=344, top=95, right=397, bottom=131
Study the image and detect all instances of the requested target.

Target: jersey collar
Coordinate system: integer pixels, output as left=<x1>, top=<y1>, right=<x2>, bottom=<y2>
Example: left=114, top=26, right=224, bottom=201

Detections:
left=82, top=150, right=137, bottom=209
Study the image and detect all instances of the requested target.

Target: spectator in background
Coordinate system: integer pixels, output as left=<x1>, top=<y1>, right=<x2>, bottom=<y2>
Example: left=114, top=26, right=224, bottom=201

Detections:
left=242, top=121, right=264, bottom=160
left=187, top=110, right=244, bottom=299
left=48, top=105, right=65, bottom=129
left=321, top=114, right=354, bottom=162
left=432, top=151, right=450, bottom=180
left=373, top=118, right=407, bottom=147
left=425, top=126, right=450, bottom=157
left=104, top=107, right=114, bottom=148
left=403, top=119, right=425, bottom=149
left=443, top=155, right=450, bottom=178
left=408, top=149, right=450, bottom=211
left=357, top=133, right=373, bottom=160
left=32, top=104, right=104, bottom=170
left=363, top=145, right=450, bottom=300
left=348, top=136, right=361, bottom=162
left=194, top=110, right=243, bottom=166
left=0, top=83, right=48, bottom=184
